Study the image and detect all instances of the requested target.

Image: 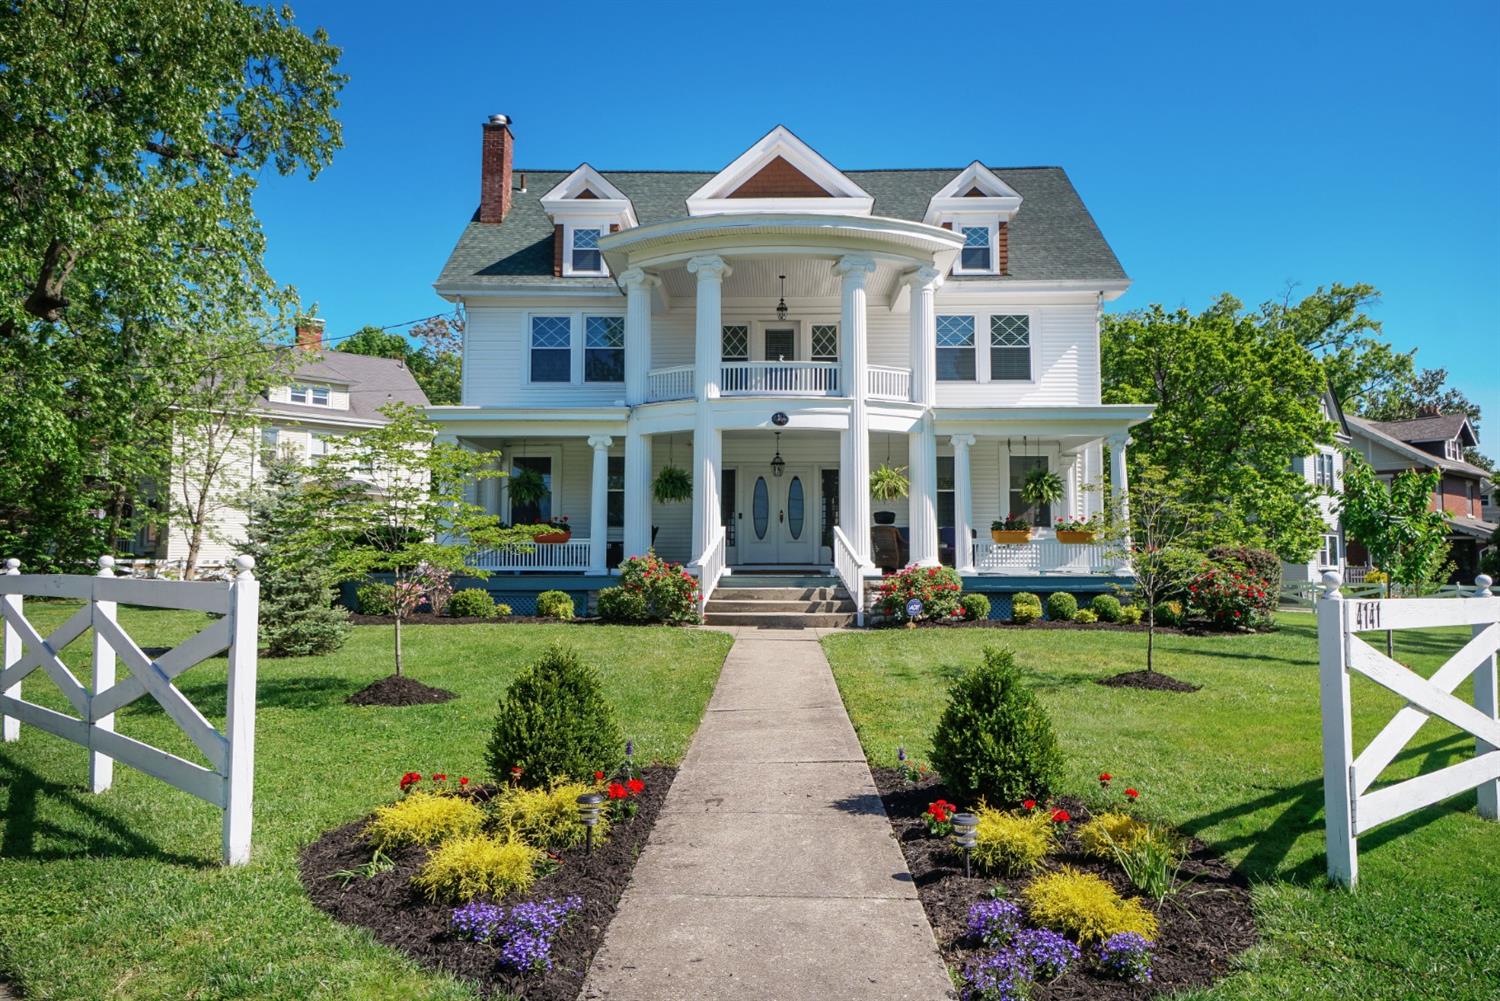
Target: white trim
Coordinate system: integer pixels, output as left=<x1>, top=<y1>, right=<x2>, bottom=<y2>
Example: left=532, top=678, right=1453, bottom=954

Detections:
left=562, top=223, right=610, bottom=278
left=952, top=220, right=1000, bottom=276
left=923, top=161, right=1024, bottom=225
left=686, top=125, right=874, bottom=217
left=523, top=310, right=628, bottom=388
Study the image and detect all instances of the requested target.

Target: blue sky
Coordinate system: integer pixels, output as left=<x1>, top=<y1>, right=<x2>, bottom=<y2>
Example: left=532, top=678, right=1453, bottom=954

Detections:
left=254, top=0, right=1499, bottom=460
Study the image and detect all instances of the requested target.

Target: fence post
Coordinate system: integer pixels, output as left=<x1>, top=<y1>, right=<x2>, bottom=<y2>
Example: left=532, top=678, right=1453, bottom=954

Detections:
left=1317, top=570, right=1358, bottom=889
left=222, top=554, right=259, bottom=865
left=90, top=555, right=117, bottom=792
left=1474, top=574, right=1498, bottom=821
left=2, top=558, right=20, bottom=742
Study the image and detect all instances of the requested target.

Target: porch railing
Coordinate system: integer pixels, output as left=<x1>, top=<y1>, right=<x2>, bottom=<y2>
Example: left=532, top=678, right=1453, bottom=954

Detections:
left=646, top=365, right=695, bottom=403
left=833, top=526, right=866, bottom=627
left=468, top=539, right=592, bottom=572
left=721, top=361, right=839, bottom=396
left=694, top=530, right=727, bottom=617
left=867, top=365, right=911, bottom=401
left=972, top=538, right=1117, bottom=575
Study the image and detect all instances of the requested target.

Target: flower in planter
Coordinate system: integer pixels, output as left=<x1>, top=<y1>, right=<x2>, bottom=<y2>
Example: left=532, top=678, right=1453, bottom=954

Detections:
left=922, top=799, right=957, bottom=836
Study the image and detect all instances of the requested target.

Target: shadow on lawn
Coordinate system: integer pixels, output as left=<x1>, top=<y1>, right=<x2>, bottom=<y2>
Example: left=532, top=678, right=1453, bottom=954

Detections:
left=1184, top=732, right=1477, bottom=884
left=122, top=675, right=357, bottom=719
left=0, top=756, right=210, bottom=868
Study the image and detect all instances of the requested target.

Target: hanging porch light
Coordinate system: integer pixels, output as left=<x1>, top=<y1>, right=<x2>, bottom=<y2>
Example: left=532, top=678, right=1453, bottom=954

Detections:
left=770, top=431, right=786, bottom=478
left=776, top=274, right=789, bottom=321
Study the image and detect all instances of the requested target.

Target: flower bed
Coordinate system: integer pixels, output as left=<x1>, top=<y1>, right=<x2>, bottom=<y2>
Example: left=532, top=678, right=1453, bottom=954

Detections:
left=871, top=768, right=1256, bottom=999
left=300, top=765, right=673, bottom=1001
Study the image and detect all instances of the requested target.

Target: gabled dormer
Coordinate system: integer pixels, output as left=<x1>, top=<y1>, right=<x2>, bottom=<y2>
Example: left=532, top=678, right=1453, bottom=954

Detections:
left=924, top=162, right=1023, bottom=276
left=685, top=125, right=874, bottom=217
left=540, top=165, right=638, bottom=277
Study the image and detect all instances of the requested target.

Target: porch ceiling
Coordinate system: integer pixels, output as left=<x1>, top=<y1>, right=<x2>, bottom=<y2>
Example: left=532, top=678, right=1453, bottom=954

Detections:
left=654, top=253, right=911, bottom=305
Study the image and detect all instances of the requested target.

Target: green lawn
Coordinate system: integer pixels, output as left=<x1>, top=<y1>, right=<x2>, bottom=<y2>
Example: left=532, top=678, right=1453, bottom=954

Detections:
left=822, top=614, right=1500, bottom=1000
left=0, top=607, right=731, bottom=1001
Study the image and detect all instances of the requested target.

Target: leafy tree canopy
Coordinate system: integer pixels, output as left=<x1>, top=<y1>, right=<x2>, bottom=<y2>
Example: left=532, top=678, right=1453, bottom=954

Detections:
left=1339, top=452, right=1451, bottom=593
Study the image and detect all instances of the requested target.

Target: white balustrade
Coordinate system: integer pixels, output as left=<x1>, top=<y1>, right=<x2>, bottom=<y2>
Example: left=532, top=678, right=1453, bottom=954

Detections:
left=833, top=526, right=866, bottom=627
left=971, top=537, right=1115, bottom=575
left=694, top=530, right=727, bottom=617
left=867, top=365, right=911, bottom=401
left=720, top=361, right=840, bottom=396
left=646, top=365, right=695, bottom=402
left=468, top=539, right=593, bottom=572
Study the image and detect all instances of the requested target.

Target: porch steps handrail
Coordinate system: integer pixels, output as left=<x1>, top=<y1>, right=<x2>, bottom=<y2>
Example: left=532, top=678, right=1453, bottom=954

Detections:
left=694, top=531, right=727, bottom=618
left=832, top=527, right=866, bottom=627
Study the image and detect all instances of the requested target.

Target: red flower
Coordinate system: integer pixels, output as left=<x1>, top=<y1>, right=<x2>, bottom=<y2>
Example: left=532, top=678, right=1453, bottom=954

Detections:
left=1125, top=788, right=1139, bottom=799
left=433, top=773, right=447, bottom=782
left=1098, top=772, right=1112, bottom=785
left=627, top=777, right=645, bottom=795
left=459, top=777, right=470, bottom=786
left=1051, top=809, right=1071, bottom=824
left=399, top=771, right=422, bottom=792
left=607, top=782, right=628, bottom=800
left=1022, top=799, right=1037, bottom=811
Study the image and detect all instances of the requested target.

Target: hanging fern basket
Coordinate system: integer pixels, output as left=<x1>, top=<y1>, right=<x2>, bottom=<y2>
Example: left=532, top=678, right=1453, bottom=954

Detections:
left=653, top=466, right=692, bottom=504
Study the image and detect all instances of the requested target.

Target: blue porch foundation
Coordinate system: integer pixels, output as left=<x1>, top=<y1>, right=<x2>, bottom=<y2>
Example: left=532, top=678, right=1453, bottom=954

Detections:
left=338, top=573, right=617, bottom=617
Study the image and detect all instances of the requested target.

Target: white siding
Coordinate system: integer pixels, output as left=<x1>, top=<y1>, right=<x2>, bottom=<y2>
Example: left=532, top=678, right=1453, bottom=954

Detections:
left=933, top=298, right=1100, bottom=408
left=464, top=300, right=630, bottom=407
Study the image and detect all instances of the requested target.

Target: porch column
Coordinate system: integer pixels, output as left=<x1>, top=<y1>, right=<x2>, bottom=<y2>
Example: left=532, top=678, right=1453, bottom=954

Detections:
left=687, top=255, right=730, bottom=564
left=951, top=434, right=976, bottom=573
left=587, top=435, right=613, bottom=574
left=624, top=426, right=652, bottom=557
left=908, top=416, right=939, bottom=566
left=1108, top=432, right=1131, bottom=529
left=621, top=267, right=658, bottom=406
left=907, top=265, right=941, bottom=407
left=836, top=255, right=877, bottom=564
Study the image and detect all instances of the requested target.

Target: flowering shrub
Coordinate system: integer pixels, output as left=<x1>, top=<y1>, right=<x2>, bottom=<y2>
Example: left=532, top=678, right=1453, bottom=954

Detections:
left=922, top=798, right=957, bottom=836
left=966, top=898, right=1022, bottom=946
left=878, top=564, right=964, bottom=623
left=616, top=551, right=701, bottom=624
left=1186, top=565, right=1274, bottom=629
left=416, top=562, right=454, bottom=616
left=1097, top=931, right=1154, bottom=984
left=452, top=896, right=583, bottom=974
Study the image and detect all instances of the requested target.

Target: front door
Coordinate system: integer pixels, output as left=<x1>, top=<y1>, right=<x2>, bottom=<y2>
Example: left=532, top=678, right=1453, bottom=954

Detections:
left=763, top=327, right=796, bottom=362
left=739, top=465, right=817, bottom=565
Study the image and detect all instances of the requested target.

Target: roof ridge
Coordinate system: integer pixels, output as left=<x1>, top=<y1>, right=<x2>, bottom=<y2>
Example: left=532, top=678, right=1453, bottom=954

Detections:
left=511, top=165, right=1065, bottom=175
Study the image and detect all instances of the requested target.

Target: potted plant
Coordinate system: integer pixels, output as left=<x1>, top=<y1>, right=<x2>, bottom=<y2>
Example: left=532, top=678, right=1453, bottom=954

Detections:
left=653, top=466, right=692, bottom=504
left=534, top=516, right=572, bottom=544
left=1021, top=467, right=1065, bottom=510
left=991, top=513, right=1032, bottom=544
left=508, top=465, right=548, bottom=520
left=1054, top=515, right=1098, bottom=544
left=870, top=464, right=908, bottom=525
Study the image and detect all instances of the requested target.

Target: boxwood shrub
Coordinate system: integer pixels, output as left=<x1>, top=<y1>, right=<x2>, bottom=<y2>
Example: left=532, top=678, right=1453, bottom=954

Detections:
left=1010, top=592, right=1042, bottom=625
left=597, top=586, right=649, bottom=624
left=1090, top=594, right=1123, bottom=623
left=448, top=588, right=498, bottom=618
left=1045, top=592, right=1078, bottom=621
left=487, top=644, right=623, bottom=787
left=960, top=593, right=992, bottom=621
left=356, top=582, right=395, bottom=616
left=536, top=590, right=575, bottom=620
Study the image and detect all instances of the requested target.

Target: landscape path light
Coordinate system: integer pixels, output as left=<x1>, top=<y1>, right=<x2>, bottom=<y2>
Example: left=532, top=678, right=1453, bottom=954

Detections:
left=577, top=793, right=605, bottom=853
left=951, top=812, right=978, bottom=878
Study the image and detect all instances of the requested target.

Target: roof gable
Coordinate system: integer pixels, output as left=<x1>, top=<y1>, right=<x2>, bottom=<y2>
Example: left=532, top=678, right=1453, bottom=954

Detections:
left=686, top=125, right=873, bottom=216
left=539, top=164, right=638, bottom=228
left=923, top=160, right=1022, bottom=225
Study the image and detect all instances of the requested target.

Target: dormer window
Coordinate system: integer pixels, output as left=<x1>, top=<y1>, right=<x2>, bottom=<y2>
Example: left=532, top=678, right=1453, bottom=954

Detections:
left=290, top=383, right=329, bottom=406
left=1446, top=439, right=1462, bottom=460
left=570, top=227, right=604, bottom=275
left=959, top=225, right=994, bottom=273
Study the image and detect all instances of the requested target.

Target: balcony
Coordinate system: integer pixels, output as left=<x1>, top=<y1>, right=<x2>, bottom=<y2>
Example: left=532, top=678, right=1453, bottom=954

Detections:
left=645, top=362, right=911, bottom=403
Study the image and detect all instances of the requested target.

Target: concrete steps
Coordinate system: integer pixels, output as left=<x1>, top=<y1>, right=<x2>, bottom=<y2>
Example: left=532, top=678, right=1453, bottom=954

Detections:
left=705, top=573, right=856, bottom=628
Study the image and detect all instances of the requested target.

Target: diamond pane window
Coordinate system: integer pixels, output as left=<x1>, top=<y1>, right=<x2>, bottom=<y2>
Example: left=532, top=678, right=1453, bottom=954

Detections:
left=811, top=324, right=838, bottom=361
left=585, top=315, right=625, bottom=382
left=571, top=228, right=603, bottom=273
left=721, top=325, right=749, bottom=360
left=530, top=315, right=572, bottom=382
left=936, top=315, right=975, bottom=381
left=989, top=314, right=1030, bottom=380
left=960, top=226, right=992, bottom=272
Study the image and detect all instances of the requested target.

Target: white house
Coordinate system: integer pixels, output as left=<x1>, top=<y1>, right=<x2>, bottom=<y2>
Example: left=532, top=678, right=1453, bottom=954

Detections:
left=129, top=318, right=430, bottom=574
left=1284, top=387, right=1351, bottom=584
left=430, top=121, right=1152, bottom=621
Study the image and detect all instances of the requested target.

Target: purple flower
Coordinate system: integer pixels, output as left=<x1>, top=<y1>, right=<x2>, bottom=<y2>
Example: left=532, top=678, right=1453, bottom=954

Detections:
left=625, top=739, right=634, bottom=760
left=1097, top=932, right=1154, bottom=984
left=897, top=745, right=907, bottom=763
left=966, top=898, right=1022, bottom=947
left=1013, top=928, right=1079, bottom=980
left=450, top=897, right=583, bottom=974
left=961, top=949, right=1031, bottom=1001
left=451, top=902, right=505, bottom=942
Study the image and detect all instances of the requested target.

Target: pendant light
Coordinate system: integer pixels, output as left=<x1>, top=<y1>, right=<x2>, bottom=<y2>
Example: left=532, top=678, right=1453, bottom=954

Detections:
left=776, top=275, right=789, bottom=321
left=770, top=431, right=785, bottom=478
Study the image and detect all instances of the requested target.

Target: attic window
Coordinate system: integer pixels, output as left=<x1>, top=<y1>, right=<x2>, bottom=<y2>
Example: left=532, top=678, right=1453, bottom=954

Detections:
left=290, top=383, right=329, bottom=406
left=570, top=227, right=604, bottom=274
left=953, top=224, right=998, bottom=275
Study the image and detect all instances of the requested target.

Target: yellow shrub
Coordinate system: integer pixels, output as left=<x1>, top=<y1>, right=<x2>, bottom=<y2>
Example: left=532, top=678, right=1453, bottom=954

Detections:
left=412, top=834, right=545, bottom=903
left=1022, top=867, right=1158, bottom=944
left=363, top=792, right=485, bottom=850
left=972, top=807, right=1054, bottom=875
left=1077, top=812, right=1151, bottom=859
left=491, top=781, right=609, bottom=850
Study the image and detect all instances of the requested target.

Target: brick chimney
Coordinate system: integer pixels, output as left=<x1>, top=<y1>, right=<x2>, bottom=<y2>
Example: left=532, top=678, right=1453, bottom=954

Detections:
left=294, top=316, right=325, bottom=352
left=479, top=113, right=514, bottom=224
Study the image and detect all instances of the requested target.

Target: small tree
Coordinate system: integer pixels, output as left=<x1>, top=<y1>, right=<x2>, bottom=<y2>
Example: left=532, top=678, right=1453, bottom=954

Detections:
left=1118, top=465, right=1202, bottom=673
left=308, top=403, right=522, bottom=676
left=242, top=454, right=350, bottom=657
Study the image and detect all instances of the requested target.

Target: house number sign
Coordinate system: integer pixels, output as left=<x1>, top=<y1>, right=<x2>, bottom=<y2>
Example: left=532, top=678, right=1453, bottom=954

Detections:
left=1354, top=601, right=1381, bottom=630
left=771, top=412, right=789, bottom=426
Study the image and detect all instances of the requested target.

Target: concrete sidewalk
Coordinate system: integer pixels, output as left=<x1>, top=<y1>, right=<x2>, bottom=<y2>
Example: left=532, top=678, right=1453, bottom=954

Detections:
left=580, top=629, right=953, bottom=1001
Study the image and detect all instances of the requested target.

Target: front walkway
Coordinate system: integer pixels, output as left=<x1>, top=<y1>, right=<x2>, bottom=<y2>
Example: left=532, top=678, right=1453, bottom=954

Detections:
left=581, top=628, right=952, bottom=1000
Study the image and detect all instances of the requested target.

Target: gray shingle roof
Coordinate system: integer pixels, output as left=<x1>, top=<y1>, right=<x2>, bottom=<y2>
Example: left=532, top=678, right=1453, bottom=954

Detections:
left=435, top=166, right=1127, bottom=291
left=1367, top=413, right=1476, bottom=447
left=1346, top=414, right=1490, bottom=479
left=259, top=349, right=430, bottom=423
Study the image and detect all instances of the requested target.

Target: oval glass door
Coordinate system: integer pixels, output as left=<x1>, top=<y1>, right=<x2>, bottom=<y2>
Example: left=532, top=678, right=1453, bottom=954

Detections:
left=752, top=476, right=769, bottom=540
left=787, top=476, right=805, bottom=539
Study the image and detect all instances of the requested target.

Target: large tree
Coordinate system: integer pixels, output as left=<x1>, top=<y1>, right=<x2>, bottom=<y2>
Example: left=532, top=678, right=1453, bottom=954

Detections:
left=1255, top=282, right=1415, bottom=411
left=0, top=0, right=344, bottom=569
left=1102, top=294, right=1332, bottom=563
left=339, top=311, right=463, bottom=405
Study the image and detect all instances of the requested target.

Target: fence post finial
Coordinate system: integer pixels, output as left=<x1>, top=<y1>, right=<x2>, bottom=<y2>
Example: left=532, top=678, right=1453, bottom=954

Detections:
left=1321, top=570, right=1344, bottom=600
left=233, top=554, right=256, bottom=580
left=97, top=555, right=115, bottom=577
left=3, top=558, right=18, bottom=575
left=1477, top=574, right=1494, bottom=598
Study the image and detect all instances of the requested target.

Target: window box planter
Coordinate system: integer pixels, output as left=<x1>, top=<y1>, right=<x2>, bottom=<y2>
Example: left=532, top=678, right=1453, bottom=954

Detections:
left=1056, top=530, right=1097, bottom=544
left=991, top=529, right=1033, bottom=544
left=533, top=531, right=572, bottom=544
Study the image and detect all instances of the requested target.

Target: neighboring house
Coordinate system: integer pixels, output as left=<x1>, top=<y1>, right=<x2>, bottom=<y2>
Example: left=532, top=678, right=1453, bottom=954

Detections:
left=1482, top=476, right=1500, bottom=527
left=130, top=318, right=430, bottom=572
left=428, top=120, right=1151, bottom=617
left=1345, top=410, right=1497, bottom=583
left=1284, top=387, right=1350, bottom=584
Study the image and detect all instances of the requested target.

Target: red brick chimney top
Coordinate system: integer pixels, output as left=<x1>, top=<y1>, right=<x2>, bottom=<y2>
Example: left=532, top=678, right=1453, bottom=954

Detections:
left=480, top=114, right=514, bottom=224
left=294, top=316, right=325, bottom=352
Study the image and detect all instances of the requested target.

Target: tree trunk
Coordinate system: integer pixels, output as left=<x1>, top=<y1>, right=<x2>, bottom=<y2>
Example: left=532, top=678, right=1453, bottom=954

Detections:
left=1146, top=609, right=1155, bottom=673
left=394, top=609, right=403, bottom=677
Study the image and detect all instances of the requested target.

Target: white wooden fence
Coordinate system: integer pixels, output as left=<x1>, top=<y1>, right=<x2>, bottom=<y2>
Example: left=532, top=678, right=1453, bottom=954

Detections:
left=0, top=554, right=260, bottom=865
left=1317, top=570, right=1498, bottom=888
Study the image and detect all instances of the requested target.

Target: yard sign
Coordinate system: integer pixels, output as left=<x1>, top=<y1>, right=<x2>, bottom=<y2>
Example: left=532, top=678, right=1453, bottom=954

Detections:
left=1316, top=571, right=1499, bottom=888
left=1, top=555, right=260, bottom=865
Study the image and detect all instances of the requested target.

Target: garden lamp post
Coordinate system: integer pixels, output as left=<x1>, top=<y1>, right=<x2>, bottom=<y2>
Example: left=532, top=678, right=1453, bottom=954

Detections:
left=951, top=812, right=978, bottom=878
left=577, top=793, right=605, bottom=853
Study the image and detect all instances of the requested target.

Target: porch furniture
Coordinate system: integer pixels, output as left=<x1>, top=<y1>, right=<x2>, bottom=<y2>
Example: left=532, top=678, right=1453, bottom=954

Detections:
left=870, top=525, right=908, bottom=572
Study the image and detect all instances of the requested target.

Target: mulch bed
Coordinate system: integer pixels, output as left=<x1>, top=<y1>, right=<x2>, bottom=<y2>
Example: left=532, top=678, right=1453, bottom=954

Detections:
left=1097, top=671, right=1201, bottom=693
left=872, top=768, right=1256, bottom=999
left=346, top=674, right=458, bottom=706
left=348, top=613, right=590, bottom=627
left=300, top=765, right=674, bottom=1001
